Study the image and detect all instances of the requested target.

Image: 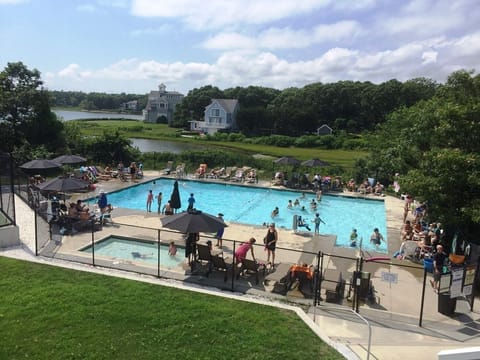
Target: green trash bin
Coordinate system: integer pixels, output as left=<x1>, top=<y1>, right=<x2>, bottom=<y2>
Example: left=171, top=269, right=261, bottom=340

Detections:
left=438, top=293, right=456, bottom=316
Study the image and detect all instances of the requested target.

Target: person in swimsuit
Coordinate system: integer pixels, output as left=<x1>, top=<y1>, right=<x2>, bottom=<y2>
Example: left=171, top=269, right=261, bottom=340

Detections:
left=264, top=223, right=278, bottom=266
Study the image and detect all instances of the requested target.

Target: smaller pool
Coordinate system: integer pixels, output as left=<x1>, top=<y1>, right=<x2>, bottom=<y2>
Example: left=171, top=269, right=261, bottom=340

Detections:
left=81, top=236, right=183, bottom=268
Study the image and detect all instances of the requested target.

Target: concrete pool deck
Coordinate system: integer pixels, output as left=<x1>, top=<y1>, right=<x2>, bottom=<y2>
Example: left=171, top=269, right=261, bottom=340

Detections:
left=4, top=170, right=480, bottom=359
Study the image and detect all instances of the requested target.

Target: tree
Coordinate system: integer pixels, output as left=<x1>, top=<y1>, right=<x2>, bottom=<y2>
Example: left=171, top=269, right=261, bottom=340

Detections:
left=363, top=70, right=480, bottom=243
left=0, top=62, right=65, bottom=155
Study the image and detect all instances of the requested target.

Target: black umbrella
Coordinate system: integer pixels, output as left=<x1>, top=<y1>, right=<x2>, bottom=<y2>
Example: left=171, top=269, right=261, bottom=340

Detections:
left=52, top=154, right=87, bottom=165
left=301, top=158, right=330, bottom=167
left=273, top=156, right=301, bottom=165
left=36, top=176, right=90, bottom=192
left=20, top=159, right=62, bottom=170
left=169, top=180, right=181, bottom=212
left=161, top=209, right=227, bottom=233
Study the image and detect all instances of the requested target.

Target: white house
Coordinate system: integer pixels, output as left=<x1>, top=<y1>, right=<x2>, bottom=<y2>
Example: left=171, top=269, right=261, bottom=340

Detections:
left=143, top=83, right=184, bottom=124
left=189, top=99, right=239, bottom=135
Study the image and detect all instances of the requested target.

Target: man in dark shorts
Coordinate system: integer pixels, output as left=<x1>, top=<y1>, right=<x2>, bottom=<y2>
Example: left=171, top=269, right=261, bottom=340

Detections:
left=430, top=244, right=446, bottom=292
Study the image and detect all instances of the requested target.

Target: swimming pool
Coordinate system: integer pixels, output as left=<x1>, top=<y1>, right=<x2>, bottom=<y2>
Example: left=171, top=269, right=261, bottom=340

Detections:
left=89, top=179, right=387, bottom=253
left=81, top=235, right=183, bottom=268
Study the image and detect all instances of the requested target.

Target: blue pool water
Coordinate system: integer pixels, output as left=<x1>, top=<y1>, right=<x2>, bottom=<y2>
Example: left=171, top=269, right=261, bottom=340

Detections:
left=89, top=179, right=387, bottom=253
left=82, top=236, right=183, bottom=268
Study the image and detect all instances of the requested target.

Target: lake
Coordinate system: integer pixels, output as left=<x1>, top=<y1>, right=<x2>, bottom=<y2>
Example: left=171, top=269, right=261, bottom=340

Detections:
left=54, top=109, right=144, bottom=121
left=53, top=109, right=204, bottom=154
left=130, top=138, right=204, bottom=153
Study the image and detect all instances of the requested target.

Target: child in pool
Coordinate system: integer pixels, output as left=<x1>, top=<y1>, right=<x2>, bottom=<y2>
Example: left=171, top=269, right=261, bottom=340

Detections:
left=168, top=241, right=177, bottom=256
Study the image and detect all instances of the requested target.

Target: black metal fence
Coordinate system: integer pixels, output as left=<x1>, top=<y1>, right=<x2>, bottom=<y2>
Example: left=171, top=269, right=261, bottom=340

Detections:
left=11, top=181, right=479, bottom=327
left=0, top=153, right=16, bottom=227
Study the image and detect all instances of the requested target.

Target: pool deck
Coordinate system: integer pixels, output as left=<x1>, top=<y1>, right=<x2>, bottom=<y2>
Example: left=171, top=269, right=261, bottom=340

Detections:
left=4, top=170, right=480, bottom=360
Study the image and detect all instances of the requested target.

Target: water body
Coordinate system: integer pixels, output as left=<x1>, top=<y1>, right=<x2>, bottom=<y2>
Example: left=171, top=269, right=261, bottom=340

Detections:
left=130, top=138, right=204, bottom=153
left=54, top=109, right=143, bottom=121
left=54, top=110, right=202, bottom=153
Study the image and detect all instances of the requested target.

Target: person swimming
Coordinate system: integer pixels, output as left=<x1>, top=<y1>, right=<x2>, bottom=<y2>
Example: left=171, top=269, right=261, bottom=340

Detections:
left=131, top=252, right=153, bottom=259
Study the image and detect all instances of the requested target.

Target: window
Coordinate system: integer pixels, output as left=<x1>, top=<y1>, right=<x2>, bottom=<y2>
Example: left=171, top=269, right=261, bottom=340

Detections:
left=211, top=108, right=220, bottom=116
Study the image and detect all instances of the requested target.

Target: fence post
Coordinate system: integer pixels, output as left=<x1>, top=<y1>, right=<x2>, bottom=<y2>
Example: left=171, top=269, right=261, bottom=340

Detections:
left=91, top=222, right=95, bottom=266
left=34, top=205, right=38, bottom=256
left=231, top=240, right=236, bottom=292
left=157, top=229, right=161, bottom=278
left=419, top=269, right=427, bottom=327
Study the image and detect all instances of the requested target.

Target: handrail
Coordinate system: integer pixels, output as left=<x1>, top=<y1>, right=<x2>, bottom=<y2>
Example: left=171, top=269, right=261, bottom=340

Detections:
left=313, top=306, right=371, bottom=360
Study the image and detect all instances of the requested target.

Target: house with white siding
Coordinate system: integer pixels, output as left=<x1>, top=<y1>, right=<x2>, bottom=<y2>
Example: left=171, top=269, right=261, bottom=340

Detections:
left=189, top=99, right=239, bottom=135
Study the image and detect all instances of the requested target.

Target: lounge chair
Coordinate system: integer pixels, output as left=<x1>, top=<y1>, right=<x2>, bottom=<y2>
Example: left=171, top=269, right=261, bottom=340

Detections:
left=237, top=258, right=266, bottom=284
left=163, top=161, right=174, bottom=175
left=322, top=268, right=344, bottom=302
left=219, top=167, right=234, bottom=181
left=195, top=243, right=213, bottom=273
left=264, top=262, right=293, bottom=294
left=195, top=163, right=207, bottom=178
left=231, top=169, right=244, bottom=182
left=174, top=164, right=185, bottom=178
left=401, top=240, right=420, bottom=261
left=209, top=254, right=232, bottom=281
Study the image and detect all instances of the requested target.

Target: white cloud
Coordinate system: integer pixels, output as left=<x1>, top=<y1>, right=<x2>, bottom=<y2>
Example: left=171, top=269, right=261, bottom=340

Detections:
left=202, top=21, right=361, bottom=51
left=421, top=51, right=437, bottom=65
left=131, top=0, right=331, bottom=30
left=76, top=4, right=97, bottom=12
left=130, top=24, right=173, bottom=37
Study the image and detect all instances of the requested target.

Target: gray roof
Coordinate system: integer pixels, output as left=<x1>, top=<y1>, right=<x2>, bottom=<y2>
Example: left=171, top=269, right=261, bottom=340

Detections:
left=211, top=99, right=239, bottom=113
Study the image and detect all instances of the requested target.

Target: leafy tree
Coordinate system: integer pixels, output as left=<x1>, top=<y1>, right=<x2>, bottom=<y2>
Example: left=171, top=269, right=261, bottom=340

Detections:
left=363, top=70, right=480, bottom=243
left=0, top=62, right=65, bottom=156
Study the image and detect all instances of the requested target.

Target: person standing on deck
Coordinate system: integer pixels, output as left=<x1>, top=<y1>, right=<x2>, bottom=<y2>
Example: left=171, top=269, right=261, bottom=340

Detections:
left=156, top=192, right=163, bottom=214
left=146, top=190, right=153, bottom=212
left=187, top=193, right=195, bottom=211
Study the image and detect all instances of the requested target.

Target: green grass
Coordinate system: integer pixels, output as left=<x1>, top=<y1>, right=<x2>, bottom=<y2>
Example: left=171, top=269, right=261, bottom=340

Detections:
left=73, top=120, right=366, bottom=168
left=0, top=257, right=343, bottom=360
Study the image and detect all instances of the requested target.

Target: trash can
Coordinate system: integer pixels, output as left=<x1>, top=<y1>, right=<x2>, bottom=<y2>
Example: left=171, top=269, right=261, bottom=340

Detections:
left=438, top=293, right=456, bottom=316
left=354, top=271, right=371, bottom=299
left=423, top=258, right=433, bottom=273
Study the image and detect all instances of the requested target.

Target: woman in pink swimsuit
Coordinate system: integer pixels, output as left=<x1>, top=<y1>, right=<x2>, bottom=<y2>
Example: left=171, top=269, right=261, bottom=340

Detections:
left=234, top=237, right=256, bottom=264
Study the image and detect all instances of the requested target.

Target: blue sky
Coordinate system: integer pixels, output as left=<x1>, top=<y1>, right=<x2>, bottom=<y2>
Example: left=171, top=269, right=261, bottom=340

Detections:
left=1, top=0, right=479, bottom=95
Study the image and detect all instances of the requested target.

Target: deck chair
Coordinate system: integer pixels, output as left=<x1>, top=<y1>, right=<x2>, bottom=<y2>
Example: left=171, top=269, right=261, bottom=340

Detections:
left=219, top=167, right=234, bottom=181
left=402, top=240, right=420, bottom=261
left=163, top=161, right=174, bottom=175
left=209, top=254, right=231, bottom=281
left=264, top=262, right=293, bottom=294
left=174, top=164, right=185, bottom=178
left=196, top=243, right=213, bottom=273
left=237, top=258, right=265, bottom=284
left=231, top=169, right=244, bottom=182
left=322, top=269, right=344, bottom=302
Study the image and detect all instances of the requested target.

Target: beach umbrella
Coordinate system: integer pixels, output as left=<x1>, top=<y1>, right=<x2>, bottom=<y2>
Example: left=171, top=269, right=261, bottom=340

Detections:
left=273, top=156, right=301, bottom=165
left=36, top=176, right=90, bottom=192
left=169, top=180, right=181, bottom=213
left=19, top=159, right=62, bottom=170
left=161, top=209, right=227, bottom=233
left=52, top=154, right=87, bottom=165
left=301, top=158, right=330, bottom=167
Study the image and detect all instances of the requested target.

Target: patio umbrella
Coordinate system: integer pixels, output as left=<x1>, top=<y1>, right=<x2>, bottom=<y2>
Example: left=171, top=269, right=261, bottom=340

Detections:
left=301, top=158, right=330, bottom=167
left=52, top=154, right=86, bottom=165
left=161, top=209, right=227, bottom=233
left=273, top=156, right=301, bottom=165
left=169, top=180, right=181, bottom=213
left=19, top=159, right=62, bottom=170
left=36, top=176, right=90, bottom=192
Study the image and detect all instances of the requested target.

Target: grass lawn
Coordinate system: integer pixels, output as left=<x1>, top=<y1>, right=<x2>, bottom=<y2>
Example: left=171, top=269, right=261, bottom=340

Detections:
left=73, top=119, right=366, bottom=168
left=0, top=257, right=343, bottom=360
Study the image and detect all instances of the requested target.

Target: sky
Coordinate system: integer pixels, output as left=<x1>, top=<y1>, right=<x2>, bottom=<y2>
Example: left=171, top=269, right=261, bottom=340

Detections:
left=1, top=0, right=479, bottom=95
